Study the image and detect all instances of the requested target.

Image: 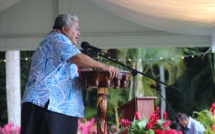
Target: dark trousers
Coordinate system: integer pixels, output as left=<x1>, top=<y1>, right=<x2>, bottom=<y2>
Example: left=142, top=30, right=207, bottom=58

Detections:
left=20, top=102, right=78, bottom=134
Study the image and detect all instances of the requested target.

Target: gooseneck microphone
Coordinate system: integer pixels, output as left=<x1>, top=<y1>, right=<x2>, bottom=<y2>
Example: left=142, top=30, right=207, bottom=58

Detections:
left=81, top=41, right=102, bottom=52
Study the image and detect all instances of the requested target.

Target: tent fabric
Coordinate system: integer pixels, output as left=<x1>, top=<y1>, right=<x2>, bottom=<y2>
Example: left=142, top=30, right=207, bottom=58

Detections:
left=89, top=0, right=215, bottom=35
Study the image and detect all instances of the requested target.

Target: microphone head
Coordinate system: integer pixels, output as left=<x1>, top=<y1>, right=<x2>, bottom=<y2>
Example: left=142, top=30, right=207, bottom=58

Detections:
left=81, top=41, right=90, bottom=49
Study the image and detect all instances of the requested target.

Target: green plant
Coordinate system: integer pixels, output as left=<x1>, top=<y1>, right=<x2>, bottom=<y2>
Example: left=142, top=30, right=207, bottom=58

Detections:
left=193, top=103, right=215, bottom=134
left=118, top=107, right=182, bottom=134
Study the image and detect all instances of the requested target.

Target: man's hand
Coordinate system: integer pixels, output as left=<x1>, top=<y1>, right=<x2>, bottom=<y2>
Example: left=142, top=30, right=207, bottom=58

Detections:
left=100, top=65, right=120, bottom=79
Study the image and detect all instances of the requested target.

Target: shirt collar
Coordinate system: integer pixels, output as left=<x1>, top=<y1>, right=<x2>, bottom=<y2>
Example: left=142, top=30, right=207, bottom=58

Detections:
left=187, top=117, right=192, bottom=129
left=51, top=29, right=72, bottom=44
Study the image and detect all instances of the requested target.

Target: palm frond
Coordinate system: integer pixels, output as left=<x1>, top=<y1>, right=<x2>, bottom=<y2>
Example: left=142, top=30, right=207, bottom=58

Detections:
left=193, top=110, right=215, bottom=133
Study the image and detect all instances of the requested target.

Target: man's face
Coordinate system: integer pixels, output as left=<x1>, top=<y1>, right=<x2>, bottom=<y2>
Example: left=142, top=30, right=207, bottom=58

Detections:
left=63, top=19, right=80, bottom=45
left=178, top=119, right=188, bottom=128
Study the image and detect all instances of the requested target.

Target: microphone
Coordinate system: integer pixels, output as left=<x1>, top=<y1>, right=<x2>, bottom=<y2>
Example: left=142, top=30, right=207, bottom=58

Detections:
left=80, top=49, right=91, bottom=56
left=81, top=41, right=102, bottom=52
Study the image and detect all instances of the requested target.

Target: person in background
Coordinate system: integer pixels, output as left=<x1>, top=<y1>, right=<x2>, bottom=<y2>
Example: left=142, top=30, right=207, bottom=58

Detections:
left=170, top=120, right=180, bottom=131
left=20, top=14, right=119, bottom=134
left=176, top=112, right=205, bottom=134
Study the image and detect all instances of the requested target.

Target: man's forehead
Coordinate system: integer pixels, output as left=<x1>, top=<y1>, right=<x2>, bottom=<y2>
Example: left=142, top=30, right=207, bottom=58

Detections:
left=71, top=19, right=79, bottom=27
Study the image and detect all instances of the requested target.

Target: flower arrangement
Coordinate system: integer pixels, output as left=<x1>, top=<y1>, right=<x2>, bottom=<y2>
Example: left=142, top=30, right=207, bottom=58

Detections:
left=118, top=107, right=182, bottom=134
left=193, top=102, right=215, bottom=134
left=0, top=123, right=20, bottom=134
left=78, top=118, right=97, bottom=134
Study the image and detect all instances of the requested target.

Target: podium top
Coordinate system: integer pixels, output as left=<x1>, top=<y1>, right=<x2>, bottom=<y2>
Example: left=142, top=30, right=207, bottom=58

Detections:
left=79, top=68, right=130, bottom=89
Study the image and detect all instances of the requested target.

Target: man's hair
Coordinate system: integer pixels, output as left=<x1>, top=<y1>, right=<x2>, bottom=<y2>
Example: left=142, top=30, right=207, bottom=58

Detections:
left=52, top=14, right=79, bottom=29
left=176, top=112, right=189, bottom=122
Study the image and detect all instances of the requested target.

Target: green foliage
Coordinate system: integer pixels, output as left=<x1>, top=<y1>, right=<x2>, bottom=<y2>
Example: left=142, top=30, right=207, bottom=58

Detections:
left=128, top=119, right=148, bottom=134
left=120, top=117, right=175, bottom=134
left=193, top=109, right=215, bottom=134
left=84, top=106, right=97, bottom=120
left=115, top=47, right=186, bottom=99
left=166, top=47, right=215, bottom=119
left=153, top=120, right=165, bottom=130
left=108, top=88, right=127, bottom=111
left=147, top=48, right=185, bottom=85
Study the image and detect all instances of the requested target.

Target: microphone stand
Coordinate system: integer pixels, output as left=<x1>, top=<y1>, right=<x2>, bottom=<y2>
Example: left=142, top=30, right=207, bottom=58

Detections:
left=94, top=50, right=181, bottom=92
left=151, top=85, right=179, bottom=120
left=89, top=49, right=181, bottom=115
left=151, top=85, right=186, bottom=132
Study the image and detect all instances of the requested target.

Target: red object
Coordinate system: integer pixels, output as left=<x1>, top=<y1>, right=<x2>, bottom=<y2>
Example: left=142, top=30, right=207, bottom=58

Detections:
left=209, top=102, right=215, bottom=111
left=120, top=119, right=131, bottom=127
left=134, top=111, right=142, bottom=120
left=212, top=125, right=215, bottom=131
left=162, top=120, right=171, bottom=129
left=163, top=111, right=167, bottom=120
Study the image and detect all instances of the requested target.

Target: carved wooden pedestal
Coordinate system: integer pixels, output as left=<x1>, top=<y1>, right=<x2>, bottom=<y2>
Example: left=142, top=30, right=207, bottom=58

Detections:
left=79, top=69, right=130, bottom=134
left=97, top=87, right=108, bottom=134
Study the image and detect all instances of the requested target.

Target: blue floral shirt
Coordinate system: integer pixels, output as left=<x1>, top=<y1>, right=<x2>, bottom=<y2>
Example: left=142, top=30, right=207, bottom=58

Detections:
left=22, top=30, right=84, bottom=117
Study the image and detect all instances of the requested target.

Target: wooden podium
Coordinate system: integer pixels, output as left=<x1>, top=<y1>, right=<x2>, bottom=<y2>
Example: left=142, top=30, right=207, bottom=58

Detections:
left=119, top=96, right=157, bottom=121
left=79, top=68, right=130, bottom=134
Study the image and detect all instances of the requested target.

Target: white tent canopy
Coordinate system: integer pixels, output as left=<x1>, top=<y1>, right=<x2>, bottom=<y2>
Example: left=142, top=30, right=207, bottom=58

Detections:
left=89, top=0, right=215, bottom=36
left=0, top=0, right=213, bottom=51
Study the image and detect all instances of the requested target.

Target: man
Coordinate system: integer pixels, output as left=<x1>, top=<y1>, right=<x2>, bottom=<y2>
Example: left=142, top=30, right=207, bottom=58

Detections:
left=21, top=14, right=119, bottom=134
left=176, top=112, right=205, bottom=134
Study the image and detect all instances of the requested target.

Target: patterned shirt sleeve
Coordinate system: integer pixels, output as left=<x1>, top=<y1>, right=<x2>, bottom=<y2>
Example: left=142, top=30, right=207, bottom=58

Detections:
left=53, top=41, right=80, bottom=62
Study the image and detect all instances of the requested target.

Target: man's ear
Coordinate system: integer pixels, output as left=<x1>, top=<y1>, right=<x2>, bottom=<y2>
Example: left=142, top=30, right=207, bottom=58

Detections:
left=62, top=26, right=68, bottom=34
